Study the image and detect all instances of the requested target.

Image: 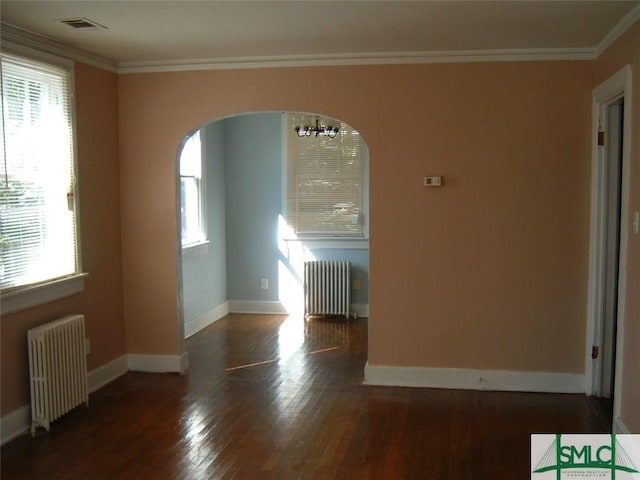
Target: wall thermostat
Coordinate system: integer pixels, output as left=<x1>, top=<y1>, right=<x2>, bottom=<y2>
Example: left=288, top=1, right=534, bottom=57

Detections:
left=424, top=176, right=443, bottom=187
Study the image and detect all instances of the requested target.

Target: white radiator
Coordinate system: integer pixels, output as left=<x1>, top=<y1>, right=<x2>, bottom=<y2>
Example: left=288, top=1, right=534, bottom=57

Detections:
left=304, top=261, right=351, bottom=318
left=28, top=314, right=88, bottom=434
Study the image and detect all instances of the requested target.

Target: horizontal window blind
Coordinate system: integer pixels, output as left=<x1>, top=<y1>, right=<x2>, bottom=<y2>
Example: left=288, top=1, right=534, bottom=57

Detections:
left=0, top=53, right=77, bottom=289
left=286, top=114, right=364, bottom=237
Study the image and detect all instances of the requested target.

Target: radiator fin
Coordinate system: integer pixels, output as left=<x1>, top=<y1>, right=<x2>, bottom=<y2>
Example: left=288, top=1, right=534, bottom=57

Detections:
left=28, top=314, right=88, bottom=434
left=304, top=261, right=351, bottom=318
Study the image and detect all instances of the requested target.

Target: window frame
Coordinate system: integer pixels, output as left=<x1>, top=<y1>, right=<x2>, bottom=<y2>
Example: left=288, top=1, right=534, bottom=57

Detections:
left=0, top=43, right=85, bottom=315
left=179, top=128, right=208, bottom=252
left=282, top=113, right=369, bottom=247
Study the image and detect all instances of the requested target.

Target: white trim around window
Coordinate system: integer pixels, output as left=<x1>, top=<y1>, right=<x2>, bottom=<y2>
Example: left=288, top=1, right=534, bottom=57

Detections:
left=1, top=273, right=88, bottom=315
left=182, top=240, right=210, bottom=259
left=284, top=237, right=368, bottom=250
left=179, top=129, right=207, bottom=247
left=1, top=44, right=87, bottom=316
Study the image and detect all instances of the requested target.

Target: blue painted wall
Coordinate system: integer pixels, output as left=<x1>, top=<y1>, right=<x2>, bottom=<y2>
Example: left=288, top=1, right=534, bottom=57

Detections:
left=225, top=112, right=283, bottom=303
left=181, top=121, right=227, bottom=322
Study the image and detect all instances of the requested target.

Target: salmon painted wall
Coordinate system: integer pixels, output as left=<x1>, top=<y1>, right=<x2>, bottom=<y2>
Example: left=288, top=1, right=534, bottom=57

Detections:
left=118, top=61, right=593, bottom=375
left=595, top=22, right=640, bottom=433
left=0, top=63, right=126, bottom=415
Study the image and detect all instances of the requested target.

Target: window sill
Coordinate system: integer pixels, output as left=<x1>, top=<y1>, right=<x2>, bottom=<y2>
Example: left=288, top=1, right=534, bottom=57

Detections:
left=1, top=273, right=88, bottom=315
left=284, top=237, right=369, bottom=249
left=182, top=240, right=210, bottom=259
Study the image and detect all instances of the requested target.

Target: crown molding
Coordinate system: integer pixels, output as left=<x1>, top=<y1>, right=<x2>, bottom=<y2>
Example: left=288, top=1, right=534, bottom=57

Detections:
left=0, top=23, right=117, bottom=73
left=117, top=48, right=597, bottom=74
left=596, top=4, right=640, bottom=57
left=3, top=12, right=638, bottom=75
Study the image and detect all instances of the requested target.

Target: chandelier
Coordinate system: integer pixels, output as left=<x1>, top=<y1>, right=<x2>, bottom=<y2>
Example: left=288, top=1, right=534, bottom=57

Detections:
left=294, top=117, right=340, bottom=138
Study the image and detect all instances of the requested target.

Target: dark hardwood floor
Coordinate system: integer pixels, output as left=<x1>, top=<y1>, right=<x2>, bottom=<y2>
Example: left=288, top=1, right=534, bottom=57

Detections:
left=1, top=314, right=611, bottom=479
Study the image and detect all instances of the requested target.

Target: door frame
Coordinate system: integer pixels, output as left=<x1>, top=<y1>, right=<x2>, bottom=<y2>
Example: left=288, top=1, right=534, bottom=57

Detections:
left=585, top=65, right=632, bottom=432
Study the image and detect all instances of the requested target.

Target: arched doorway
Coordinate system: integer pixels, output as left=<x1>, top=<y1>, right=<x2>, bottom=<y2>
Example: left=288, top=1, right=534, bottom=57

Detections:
left=177, top=111, right=370, bottom=343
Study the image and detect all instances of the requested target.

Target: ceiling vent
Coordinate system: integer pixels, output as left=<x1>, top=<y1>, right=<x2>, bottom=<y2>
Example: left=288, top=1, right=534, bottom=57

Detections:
left=59, top=17, right=107, bottom=30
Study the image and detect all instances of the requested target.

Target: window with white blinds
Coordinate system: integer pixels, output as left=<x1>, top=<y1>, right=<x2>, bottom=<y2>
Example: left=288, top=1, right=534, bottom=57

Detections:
left=286, top=114, right=365, bottom=237
left=0, top=53, right=79, bottom=290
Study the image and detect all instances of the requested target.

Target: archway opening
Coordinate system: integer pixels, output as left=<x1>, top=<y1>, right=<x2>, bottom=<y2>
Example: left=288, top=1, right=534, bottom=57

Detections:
left=177, top=111, right=370, bottom=343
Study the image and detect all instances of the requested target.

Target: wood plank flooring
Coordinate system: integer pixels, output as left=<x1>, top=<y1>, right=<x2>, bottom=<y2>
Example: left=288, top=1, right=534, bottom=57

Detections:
left=1, top=314, right=611, bottom=479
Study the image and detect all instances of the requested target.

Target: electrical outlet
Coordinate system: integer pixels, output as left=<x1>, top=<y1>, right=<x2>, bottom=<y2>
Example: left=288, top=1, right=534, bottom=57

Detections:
left=85, top=338, right=91, bottom=355
left=260, top=278, right=269, bottom=290
left=353, top=278, right=361, bottom=290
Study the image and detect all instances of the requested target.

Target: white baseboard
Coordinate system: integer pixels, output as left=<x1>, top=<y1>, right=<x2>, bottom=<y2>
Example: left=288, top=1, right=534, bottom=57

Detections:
left=1, top=354, right=130, bottom=446
left=2, top=352, right=190, bottom=445
left=0, top=405, right=30, bottom=446
left=228, top=300, right=370, bottom=317
left=228, top=300, right=289, bottom=315
left=184, top=301, right=229, bottom=338
left=364, top=363, right=585, bottom=394
left=127, top=352, right=189, bottom=374
left=87, top=355, right=128, bottom=393
left=351, top=303, right=369, bottom=318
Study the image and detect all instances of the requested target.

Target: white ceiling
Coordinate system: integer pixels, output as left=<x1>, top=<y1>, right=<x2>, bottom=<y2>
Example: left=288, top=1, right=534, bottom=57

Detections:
left=1, top=1, right=639, bottom=71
